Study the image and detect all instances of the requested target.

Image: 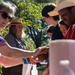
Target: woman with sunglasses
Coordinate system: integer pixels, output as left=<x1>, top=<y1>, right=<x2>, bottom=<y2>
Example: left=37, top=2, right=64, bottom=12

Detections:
left=0, top=2, right=49, bottom=67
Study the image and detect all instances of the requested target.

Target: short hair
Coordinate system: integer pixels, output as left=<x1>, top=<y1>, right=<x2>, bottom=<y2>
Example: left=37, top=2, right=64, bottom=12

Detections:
left=42, top=3, right=59, bottom=20
left=42, top=4, right=56, bottom=17
left=0, top=1, right=17, bottom=17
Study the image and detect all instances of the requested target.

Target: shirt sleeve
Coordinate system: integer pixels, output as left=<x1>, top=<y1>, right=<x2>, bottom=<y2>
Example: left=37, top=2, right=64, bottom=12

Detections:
left=0, top=36, right=6, bottom=46
left=4, top=34, right=17, bottom=47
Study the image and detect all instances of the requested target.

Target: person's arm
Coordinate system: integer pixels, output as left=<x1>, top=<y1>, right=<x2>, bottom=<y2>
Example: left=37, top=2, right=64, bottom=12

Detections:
left=0, top=41, right=35, bottom=58
left=4, top=34, right=35, bottom=58
left=0, top=55, right=22, bottom=68
left=0, top=46, right=49, bottom=67
left=0, top=38, right=48, bottom=59
left=31, top=46, right=49, bottom=62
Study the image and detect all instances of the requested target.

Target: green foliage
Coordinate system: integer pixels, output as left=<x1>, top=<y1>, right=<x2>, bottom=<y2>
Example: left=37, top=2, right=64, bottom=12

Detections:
left=35, top=0, right=55, bottom=3
left=0, top=0, right=54, bottom=73
left=0, top=0, right=3, bottom=2
left=35, top=0, right=50, bottom=3
left=22, top=30, right=36, bottom=50
left=0, top=65, right=2, bottom=74
left=1, top=0, right=52, bottom=48
left=0, top=26, right=9, bottom=37
left=15, top=0, right=50, bottom=48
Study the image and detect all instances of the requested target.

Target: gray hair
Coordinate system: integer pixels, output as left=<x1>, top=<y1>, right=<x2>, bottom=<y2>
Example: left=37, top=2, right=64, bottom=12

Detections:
left=0, top=1, right=17, bottom=17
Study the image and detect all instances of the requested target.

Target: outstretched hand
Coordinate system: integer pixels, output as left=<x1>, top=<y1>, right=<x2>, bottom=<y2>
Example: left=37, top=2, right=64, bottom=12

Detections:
left=32, top=46, right=49, bottom=62
left=38, top=46, right=49, bottom=55
left=34, top=46, right=49, bottom=56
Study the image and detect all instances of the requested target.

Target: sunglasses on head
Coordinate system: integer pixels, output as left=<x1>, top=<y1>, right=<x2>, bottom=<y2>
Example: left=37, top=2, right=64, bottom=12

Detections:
left=0, top=11, right=12, bottom=22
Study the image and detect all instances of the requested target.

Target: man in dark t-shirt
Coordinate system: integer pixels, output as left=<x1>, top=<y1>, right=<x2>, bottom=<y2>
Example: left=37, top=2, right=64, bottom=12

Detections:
left=41, top=3, right=63, bottom=75
left=52, top=24, right=63, bottom=40
left=42, top=4, right=63, bottom=40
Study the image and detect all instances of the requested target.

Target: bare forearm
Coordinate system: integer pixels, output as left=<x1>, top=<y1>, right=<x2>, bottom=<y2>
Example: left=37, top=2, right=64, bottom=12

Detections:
left=0, top=41, right=48, bottom=59
left=0, top=55, right=22, bottom=68
left=6, top=46, right=35, bottom=59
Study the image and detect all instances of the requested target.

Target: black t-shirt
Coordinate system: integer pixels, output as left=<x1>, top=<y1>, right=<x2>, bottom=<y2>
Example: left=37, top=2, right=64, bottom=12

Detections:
left=52, top=24, right=63, bottom=40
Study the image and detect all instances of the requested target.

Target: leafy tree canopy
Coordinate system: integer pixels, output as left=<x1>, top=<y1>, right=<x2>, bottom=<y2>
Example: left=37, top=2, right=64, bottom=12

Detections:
left=0, top=0, right=55, bottom=49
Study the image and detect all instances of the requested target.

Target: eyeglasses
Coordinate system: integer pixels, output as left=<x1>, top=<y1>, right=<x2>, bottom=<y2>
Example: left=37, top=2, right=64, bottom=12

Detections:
left=0, top=11, right=12, bottom=22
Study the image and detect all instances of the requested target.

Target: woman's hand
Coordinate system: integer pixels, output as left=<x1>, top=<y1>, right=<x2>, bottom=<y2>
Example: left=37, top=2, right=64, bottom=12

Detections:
left=32, top=46, right=49, bottom=62
left=34, top=46, right=49, bottom=56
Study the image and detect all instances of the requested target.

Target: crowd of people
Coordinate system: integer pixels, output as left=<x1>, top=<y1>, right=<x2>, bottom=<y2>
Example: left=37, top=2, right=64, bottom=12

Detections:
left=0, top=1, right=49, bottom=75
left=42, top=0, right=75, bottom=74
left=0, top=0, right=75, bottom=75
left=48, top=0, right=75, bottom=75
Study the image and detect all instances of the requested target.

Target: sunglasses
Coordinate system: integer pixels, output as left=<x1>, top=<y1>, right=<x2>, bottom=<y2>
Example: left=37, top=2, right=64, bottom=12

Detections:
left=0, top=11, right=12, bottom=22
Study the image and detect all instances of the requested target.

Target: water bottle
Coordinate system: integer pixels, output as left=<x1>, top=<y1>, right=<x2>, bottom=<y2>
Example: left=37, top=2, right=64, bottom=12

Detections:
left=31, top=62, right=38, bottom=75
left=56, top=60, right=75, bottom=75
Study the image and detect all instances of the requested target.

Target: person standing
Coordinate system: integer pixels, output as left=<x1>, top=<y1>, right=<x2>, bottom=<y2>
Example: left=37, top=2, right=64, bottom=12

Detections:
left=48, top=0, right=75, bottom=39
left=47, top=0, right=75, bottom=75
left=41, top=3, right=63, bottom=75
left=42, top=3, right=63, bottom=40
left=0, top=1, right=48, bottom=67
left=2, top=17, right=29, bottom=75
